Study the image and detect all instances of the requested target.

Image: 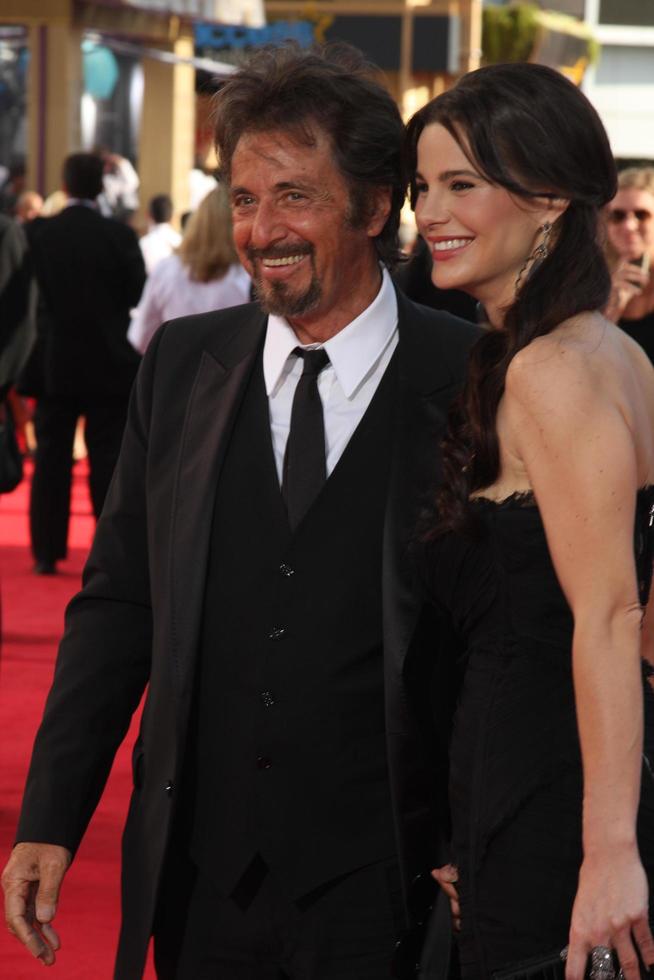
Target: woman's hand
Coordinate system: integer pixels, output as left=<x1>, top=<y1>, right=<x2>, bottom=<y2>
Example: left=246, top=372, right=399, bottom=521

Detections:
left=431, top=864, right=461, bottom=931
left=565, top=847, right=654, bottom=980
left=605, top=259, right=649, bottom=322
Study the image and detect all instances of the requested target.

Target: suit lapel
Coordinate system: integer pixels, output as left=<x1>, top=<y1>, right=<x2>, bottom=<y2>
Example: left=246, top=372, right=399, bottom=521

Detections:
left=383, top=291, right=467, bottom=729
left=165, top=292, right=473, bottom=711
left=169, top=309, right=266, bottom=701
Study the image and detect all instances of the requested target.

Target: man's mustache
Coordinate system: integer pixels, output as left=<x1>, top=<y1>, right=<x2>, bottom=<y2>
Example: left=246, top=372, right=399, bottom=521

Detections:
left=246, top=243, right=314, bottom=263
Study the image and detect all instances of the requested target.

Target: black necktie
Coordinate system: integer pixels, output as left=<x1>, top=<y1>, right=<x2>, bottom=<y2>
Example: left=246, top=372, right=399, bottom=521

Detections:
left=282, top=347, right=330, bottom=531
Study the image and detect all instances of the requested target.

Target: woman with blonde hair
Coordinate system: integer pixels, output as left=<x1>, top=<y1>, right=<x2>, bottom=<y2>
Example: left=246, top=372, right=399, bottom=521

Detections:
left=605, top=167, right=654, bottom=360
left=128, top=183, right=251, bottom=353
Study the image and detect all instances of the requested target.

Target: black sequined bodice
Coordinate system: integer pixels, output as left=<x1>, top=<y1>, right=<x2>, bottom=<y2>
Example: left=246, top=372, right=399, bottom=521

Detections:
left=429, top=485, right=654, bottom=649
left=425, top=486, right=654, bottom=872
left=635, top=485, right=654, bottom=608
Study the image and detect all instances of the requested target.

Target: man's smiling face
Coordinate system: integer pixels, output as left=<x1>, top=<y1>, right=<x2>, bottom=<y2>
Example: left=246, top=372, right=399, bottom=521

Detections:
left=230, top=127, right=387, bottom=338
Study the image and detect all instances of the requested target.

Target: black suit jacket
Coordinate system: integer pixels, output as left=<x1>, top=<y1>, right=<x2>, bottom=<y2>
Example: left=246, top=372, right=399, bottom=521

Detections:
left=27, top=204, right=145, bottom=397
left=0, top=216, right=36, bottom=397
left=17, top=290, right=480, bottom=978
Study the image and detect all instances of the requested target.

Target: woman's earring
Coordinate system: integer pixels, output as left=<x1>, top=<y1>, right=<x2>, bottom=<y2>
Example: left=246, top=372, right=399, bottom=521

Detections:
left=515, top=221, right=553, bottom=293
left=533, top=221, right=552, bottom=261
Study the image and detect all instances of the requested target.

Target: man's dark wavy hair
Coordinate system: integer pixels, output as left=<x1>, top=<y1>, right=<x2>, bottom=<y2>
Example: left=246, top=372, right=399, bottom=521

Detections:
left=404, top=62, right=617, bottom=534
left=213, top=42, right=406, bottom=268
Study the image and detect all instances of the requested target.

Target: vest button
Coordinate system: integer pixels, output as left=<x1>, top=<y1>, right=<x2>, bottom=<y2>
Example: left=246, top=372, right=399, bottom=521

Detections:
left=165, top=780, right=173, bottom=796
left=279, top=562, right=295, bottom=577
left=260, top=691, right=275, bottom=707
left=268, top=627, right=286, bottom=641
left=257, top=756, right=273, bottom=770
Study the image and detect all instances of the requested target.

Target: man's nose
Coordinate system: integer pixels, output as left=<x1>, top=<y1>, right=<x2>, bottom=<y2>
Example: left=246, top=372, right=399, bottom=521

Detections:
left=250, top=200, right=285, bottom=249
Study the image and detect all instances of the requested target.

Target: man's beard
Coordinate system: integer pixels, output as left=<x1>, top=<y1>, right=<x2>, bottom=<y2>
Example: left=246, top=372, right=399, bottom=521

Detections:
left=248, top=246, right=322, bottom=318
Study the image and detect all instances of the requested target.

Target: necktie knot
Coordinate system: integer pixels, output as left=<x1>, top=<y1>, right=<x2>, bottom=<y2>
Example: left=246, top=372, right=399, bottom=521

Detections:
left=294, top=347, right=330, bottom=378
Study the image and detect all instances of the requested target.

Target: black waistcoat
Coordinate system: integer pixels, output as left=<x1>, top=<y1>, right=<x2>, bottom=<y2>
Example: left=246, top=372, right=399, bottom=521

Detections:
left=189, top=351, right=398, bottom=899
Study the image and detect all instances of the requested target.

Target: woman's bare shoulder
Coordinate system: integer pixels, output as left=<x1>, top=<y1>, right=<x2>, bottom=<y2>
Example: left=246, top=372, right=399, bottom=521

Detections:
left=505, top=314, right=612, bottom=417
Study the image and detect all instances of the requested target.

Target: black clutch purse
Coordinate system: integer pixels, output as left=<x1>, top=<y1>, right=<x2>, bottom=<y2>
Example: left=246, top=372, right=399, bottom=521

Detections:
left=0, top=399, right=22, bottom=495
left=492, top=946, right=638, bottom=980
left=492, top=948, right=568, bottom=980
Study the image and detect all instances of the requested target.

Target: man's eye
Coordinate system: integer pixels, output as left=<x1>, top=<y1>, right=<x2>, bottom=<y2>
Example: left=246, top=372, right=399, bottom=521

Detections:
left=233, top=196, right=254, bottom=208
left=285, top=191, right=306, bottom=202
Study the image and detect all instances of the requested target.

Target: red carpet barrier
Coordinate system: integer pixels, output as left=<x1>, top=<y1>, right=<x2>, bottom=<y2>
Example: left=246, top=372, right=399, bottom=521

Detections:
left=0, top=462, right=156, bottom=978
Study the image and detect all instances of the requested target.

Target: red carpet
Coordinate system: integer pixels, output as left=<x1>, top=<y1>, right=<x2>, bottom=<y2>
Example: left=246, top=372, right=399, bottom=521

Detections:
left=0, top=461, right=156, bottom=977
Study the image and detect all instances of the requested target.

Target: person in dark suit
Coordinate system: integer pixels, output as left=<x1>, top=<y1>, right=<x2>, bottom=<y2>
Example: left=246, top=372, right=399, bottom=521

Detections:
left=0, top=213, right=36, bottom=642
left=27, top=152, right=146, bottom=574
left=0, top=213, right=35, bottom=403
left=2, top=45, right=478, bottom=979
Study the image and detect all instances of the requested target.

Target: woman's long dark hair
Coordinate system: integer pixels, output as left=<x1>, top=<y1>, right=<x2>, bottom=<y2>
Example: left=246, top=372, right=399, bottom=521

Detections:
left=405, top=63, right=617, bottom=534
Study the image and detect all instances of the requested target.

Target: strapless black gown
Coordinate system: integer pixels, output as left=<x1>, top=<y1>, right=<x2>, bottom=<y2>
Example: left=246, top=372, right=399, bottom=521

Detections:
left=425, top=488, right=654, bottom=979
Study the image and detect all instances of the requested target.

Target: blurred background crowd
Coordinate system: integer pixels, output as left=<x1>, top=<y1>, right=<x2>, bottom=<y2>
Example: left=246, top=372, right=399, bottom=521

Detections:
left=0, top=0, right=653, bottom=575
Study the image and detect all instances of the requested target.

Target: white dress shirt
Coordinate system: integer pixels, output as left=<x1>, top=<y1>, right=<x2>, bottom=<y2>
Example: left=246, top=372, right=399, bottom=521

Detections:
left=263, top=266, right=399, bottom=485
left=128, top=253, right=251, bottom=353
left=139, top=222, right=182, bottom=274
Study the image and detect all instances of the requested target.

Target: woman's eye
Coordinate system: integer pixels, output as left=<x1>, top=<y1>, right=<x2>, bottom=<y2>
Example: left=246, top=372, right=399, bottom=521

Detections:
left=451, top=180, right=474, bottom=192
left=414, top=181, right=428, bottom=195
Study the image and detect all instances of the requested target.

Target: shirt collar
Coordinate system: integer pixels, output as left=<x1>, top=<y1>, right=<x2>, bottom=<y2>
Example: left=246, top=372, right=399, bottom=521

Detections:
left=263, top=267, right=398, bottom=399
left=65, top=198, right=99, bottom=210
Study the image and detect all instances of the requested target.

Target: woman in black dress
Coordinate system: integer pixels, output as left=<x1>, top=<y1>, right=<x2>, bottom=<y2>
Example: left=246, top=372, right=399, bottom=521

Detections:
left=405, top=64, right=654, bottom=980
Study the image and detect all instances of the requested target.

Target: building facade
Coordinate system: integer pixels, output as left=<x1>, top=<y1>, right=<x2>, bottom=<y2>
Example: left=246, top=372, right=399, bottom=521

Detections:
left=0, top=0, right=481, bottom=224
left=582, top=0, right=654, bottom=163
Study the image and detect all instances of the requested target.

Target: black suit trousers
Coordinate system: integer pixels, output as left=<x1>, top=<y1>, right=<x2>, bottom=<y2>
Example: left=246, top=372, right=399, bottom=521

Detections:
left=29, top=391, right=129, bottom=561
left=153, top=852, right=405, bottom=980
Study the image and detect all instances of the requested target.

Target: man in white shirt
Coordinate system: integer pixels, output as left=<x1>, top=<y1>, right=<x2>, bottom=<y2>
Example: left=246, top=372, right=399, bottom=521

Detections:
left=4, top=43, right=479, bottom=980
left=139, top=195, right=182, bottom=274
left=97, top=150, right=140, bottom=221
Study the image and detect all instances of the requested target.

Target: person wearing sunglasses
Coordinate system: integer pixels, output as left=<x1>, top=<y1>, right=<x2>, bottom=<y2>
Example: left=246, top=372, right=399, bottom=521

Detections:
left=605, top=168, right=654, bottom=360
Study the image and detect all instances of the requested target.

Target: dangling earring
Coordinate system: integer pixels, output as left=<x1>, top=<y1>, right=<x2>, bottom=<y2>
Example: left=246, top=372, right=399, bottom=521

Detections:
left=533, top=220, right=552, bottom=261
left=514, top=221, right=553, bottom=294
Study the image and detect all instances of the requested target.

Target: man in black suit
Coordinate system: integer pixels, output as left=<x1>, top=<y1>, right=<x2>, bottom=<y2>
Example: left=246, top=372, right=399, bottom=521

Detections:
left=0, top=213, right=35, bottom=402
left=2, top=46, right=478, bottom=978
left=27, top=152, right=145, bottom=574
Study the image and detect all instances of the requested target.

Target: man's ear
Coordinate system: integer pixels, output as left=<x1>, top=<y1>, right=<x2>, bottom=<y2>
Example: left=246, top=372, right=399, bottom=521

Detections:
left=366, top=186, right=393, bottom=238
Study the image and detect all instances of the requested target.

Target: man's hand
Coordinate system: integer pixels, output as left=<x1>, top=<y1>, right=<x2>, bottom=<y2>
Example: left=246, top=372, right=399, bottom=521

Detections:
left=431, top=864, right=461, bottom=931
left=605, top=259, right=649, bottom=322
left=2, top=842, right=72, bottom=965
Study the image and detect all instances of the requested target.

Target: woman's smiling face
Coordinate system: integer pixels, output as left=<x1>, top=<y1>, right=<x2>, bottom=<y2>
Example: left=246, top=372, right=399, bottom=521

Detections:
left=414, top=123, right=554, bottom=320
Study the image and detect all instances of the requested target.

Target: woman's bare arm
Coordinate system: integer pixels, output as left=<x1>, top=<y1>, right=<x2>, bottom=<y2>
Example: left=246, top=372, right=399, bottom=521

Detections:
left=505, top=332, right=654, bottom=980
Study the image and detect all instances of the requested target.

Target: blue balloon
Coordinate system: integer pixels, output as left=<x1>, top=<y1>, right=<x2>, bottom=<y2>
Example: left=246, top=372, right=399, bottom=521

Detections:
left=82, top=41, right=119, bottom=101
